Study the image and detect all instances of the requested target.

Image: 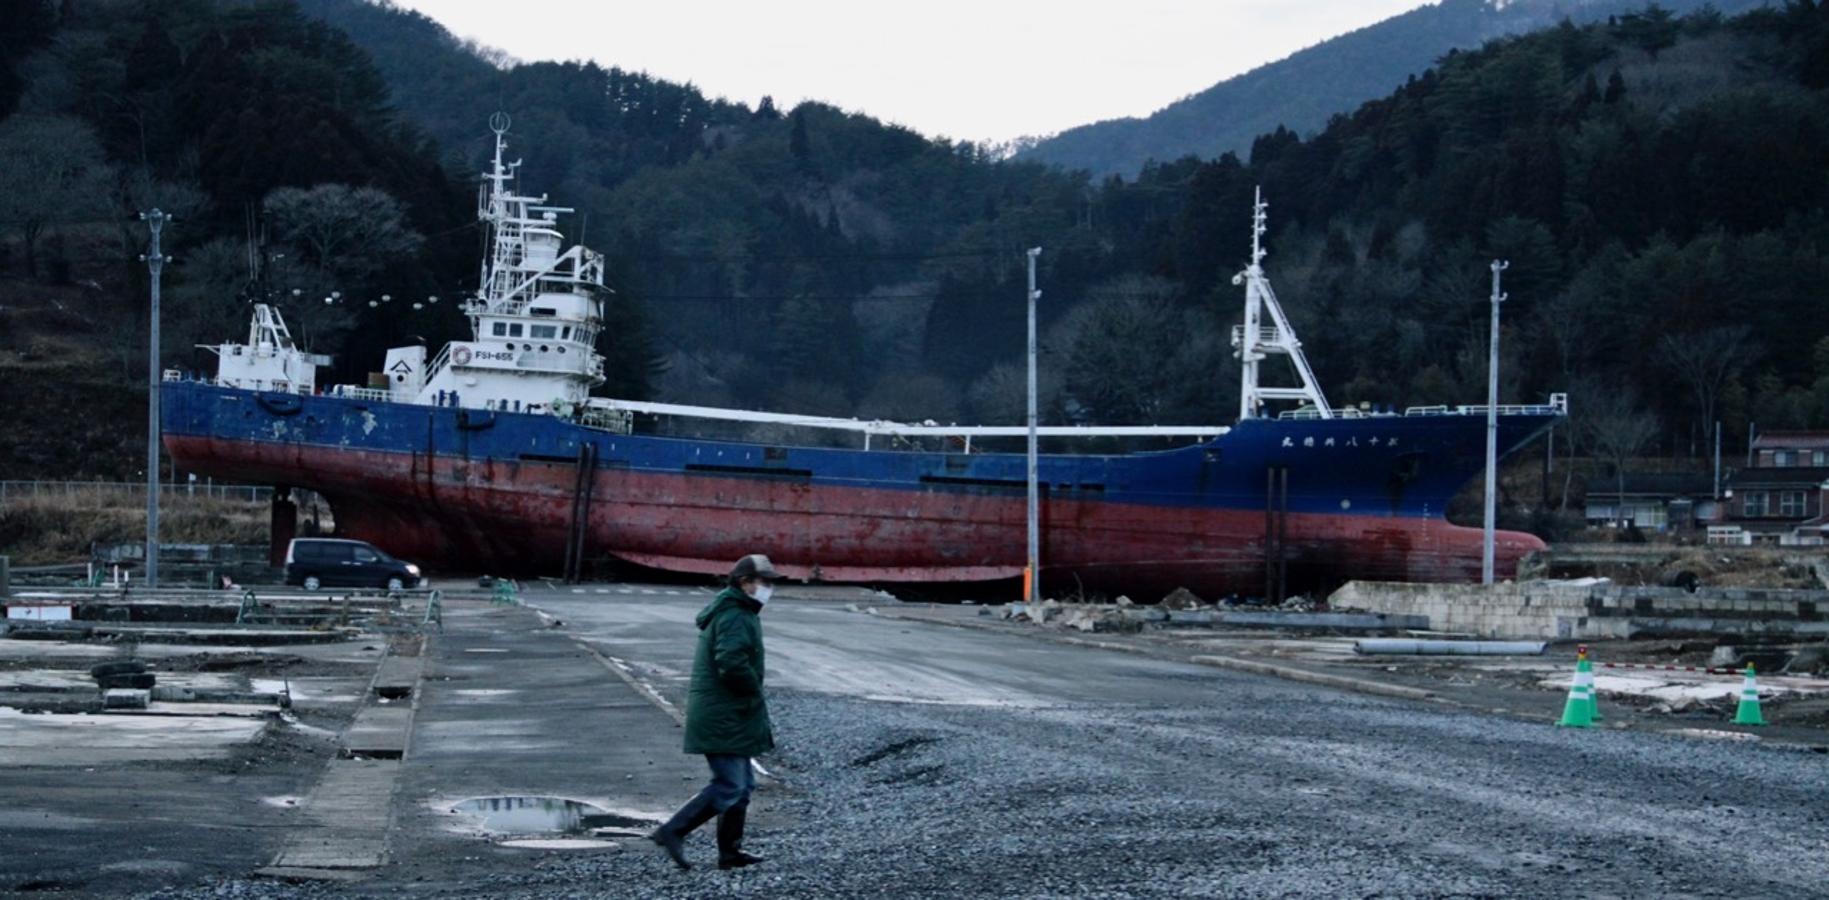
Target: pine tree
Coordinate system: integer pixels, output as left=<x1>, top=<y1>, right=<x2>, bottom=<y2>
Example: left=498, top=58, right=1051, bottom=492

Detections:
left=789, top=108, right=810, bottom=166
left=1603, top=69, right=1626, bottom=103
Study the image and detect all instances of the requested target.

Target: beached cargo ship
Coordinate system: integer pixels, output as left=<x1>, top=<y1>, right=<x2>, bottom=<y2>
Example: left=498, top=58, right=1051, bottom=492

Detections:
left=162, top=118, right=1565, bottom=597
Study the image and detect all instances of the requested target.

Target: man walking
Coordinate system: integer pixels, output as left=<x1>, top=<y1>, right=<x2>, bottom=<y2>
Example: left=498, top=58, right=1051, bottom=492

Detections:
left=650, top=553, right=779, bottom=870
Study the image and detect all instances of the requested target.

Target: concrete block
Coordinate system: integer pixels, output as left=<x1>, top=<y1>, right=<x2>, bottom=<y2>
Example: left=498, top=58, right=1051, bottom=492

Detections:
left=103, top=688, right=150, bottom=709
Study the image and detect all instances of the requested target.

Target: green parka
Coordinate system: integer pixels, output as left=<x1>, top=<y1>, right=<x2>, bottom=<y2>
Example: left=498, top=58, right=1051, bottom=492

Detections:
left=681, top=587, right=774, bottom=757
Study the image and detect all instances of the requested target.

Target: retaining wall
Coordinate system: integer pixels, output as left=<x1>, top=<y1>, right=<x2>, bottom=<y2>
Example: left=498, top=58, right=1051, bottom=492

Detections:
left=1329, top=580, right=1829, bottom=640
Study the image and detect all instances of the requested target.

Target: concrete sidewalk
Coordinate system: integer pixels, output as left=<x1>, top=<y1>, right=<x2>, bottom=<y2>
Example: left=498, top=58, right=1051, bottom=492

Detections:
left=382, top=599, right=710, bottom=885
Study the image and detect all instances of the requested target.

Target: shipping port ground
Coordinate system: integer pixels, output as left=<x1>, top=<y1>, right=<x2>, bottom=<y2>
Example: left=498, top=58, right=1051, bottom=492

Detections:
left=1, top=581, right=1825, bottom=898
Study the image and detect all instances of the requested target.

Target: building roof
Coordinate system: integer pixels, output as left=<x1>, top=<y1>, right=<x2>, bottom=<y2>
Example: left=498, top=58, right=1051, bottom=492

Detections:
left=1583, top=473, right=1716, bottom=498
left=1752, top=431, right=1829, bottom=450
left=1727, top=466, right=1829, bottom=488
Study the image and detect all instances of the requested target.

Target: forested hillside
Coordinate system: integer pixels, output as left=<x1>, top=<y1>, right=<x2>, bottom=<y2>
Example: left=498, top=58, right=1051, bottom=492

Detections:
left=3, top=0, right=1829, bottom=489
left=1017, top=0, right=1772, bottom=178
left=304, top=0, right=1829, bottom=454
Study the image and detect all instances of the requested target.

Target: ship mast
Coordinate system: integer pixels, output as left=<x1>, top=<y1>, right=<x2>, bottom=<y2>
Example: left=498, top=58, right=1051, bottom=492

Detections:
left=1232, top=188, right=1332, bottom=420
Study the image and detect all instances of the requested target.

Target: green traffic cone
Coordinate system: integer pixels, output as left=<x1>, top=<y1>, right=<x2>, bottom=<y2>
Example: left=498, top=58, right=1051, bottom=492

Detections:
left=1557, top=653, right=1595, bottom=728
left=1733, top=663, right=1766, bottom=726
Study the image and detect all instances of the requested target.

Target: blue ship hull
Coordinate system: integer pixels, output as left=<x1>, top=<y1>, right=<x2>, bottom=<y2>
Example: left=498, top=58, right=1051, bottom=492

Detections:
left=162, top=379, right=1559, bottom=597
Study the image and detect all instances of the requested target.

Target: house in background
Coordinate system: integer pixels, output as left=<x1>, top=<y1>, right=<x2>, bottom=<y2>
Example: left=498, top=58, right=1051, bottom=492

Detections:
left=1583, top=473, right=1718, bottom=532
left=1717, top=431, right=1829, bottom=546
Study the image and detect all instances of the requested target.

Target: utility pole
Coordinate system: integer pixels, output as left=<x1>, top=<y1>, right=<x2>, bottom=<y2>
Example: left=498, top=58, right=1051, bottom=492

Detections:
left=141, top=209, right=171, bottom=589
left=1025, top=247, right=1043, bottom=606
left=1482, top=260, right=1509, bottom=586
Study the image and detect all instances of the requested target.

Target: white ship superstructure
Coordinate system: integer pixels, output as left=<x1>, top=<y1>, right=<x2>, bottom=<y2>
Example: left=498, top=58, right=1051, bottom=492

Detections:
left=367, top=113, right=607, bottom=416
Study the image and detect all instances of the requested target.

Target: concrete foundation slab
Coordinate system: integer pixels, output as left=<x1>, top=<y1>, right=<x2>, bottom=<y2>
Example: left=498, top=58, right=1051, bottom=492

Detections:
left=0, top=707, right=266, bottom=765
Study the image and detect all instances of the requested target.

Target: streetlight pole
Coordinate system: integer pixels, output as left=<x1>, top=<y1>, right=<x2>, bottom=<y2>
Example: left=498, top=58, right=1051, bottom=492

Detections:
left=141, top=209, right=171, bottom=589
left=1482, top=259, right=1509, bottom=586
left=1025, top=247, right=1043, bottom=606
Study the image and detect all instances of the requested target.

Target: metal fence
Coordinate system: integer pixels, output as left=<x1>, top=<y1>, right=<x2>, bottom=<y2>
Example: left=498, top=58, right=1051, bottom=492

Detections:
left=0, top=480, right=276, bottom=506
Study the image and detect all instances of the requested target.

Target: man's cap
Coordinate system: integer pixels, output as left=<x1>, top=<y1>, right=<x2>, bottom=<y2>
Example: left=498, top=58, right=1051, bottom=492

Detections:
left=729, top=553, right=782, bottom=582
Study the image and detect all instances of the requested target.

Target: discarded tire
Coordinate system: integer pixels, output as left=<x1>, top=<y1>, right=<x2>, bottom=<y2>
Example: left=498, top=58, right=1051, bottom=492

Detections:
left=89, top=660, right=149, bottom=679
left=96, top=672, right=156, bottom=690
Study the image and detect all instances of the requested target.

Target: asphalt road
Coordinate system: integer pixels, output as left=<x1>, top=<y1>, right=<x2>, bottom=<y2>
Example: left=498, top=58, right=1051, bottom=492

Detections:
left=522, top=587, right=1829, bottom=898
left=117, top=583, right=1829, bottom=898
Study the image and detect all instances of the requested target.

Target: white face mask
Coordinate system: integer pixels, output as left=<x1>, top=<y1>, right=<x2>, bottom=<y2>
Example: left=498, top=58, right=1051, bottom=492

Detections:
left=753, top=583, right=774, bottom=605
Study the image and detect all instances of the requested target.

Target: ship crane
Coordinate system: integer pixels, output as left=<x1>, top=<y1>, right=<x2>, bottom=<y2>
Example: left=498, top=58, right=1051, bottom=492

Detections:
left=1232, top=188, right=1332, bottom=421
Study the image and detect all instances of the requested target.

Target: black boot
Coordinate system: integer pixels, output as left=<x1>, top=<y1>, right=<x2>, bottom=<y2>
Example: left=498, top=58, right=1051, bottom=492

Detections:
left=650, top=793, right=717, bottom=870
left=716, top=802, right=765, bottom=870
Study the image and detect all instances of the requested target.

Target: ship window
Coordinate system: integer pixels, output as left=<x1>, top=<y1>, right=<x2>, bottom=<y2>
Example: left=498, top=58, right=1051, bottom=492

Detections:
left=530, top=307, right=556, bottom=317
left=509, top=323, right=524, bottom=337
left=557, top=347, right=566, bottom=354
left=562, top=327, right=572, bottom=340
left=531, top=325, right=557, bottom=339
left=492, top=322, right=507, bottom=336
left=540, top=344, right=550, bottom=353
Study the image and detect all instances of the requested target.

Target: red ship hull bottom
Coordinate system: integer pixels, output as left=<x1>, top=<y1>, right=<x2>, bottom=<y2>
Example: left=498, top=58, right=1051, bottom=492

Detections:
left=165, top=436, right=1545, bottom=599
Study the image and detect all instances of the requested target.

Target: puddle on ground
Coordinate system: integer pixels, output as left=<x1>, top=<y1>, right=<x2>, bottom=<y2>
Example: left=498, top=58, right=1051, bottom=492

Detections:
left=447, top=796, right=655, bottom=838
left=499, top=838, right=619, bottom=851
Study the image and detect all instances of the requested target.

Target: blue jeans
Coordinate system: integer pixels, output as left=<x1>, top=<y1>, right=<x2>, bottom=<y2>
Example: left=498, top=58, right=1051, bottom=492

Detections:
left=695, top=753, right=754, bottom=813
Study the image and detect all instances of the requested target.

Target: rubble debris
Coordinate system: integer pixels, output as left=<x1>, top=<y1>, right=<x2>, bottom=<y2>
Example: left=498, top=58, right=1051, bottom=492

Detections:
left=1278, top=595, right=1318, bottom=612
left=1161, top=588, right=1204, bottom=610
left=1785, top=645, right=1826, bottom=676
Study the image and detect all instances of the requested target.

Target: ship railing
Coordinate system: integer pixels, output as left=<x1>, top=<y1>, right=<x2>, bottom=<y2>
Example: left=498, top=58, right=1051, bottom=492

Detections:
left=1404, top=400, right=1569, bottom=417
left=586, top=398, right=1229, bottom=451
left=329, top=385, right=393, bottom=402
left=161, top=369, right=316, bottom=395
left=580, top=407, right=633, bottom=433
left=1275, top=407, right=1389, bottom=420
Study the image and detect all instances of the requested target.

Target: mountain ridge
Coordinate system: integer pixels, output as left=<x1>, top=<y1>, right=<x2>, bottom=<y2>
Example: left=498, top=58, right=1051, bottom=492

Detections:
left=1016, top=0, right=1772, bottom=178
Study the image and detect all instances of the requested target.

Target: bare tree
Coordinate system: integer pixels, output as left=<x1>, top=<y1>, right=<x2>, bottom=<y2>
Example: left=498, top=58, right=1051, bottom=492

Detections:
left=1658, top=325, right=1753, bottom=455
left=0, top=114, right=115, bottom=278
left=1581, top=386, right=1660, bottom=526
left=966, top=361, right=1064, bottom=426
left=1052, top=275, right=1226, bottom=425
left=262, top=184, right=424, bottom=282
left=259, top=185, right=425, bottom=352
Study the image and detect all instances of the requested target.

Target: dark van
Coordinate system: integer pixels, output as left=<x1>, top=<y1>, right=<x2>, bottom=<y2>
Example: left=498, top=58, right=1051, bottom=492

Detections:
left=285, top=538, right=422, bottom=591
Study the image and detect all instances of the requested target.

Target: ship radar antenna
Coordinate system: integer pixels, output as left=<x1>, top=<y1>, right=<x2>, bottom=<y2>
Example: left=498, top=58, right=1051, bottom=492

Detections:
left=1230, top=186, right=1333, bottom=421
left=1250, top=186, right=1268, bottom=271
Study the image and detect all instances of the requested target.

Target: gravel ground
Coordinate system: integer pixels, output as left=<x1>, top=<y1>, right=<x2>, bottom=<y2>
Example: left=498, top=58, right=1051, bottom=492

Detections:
left=139, top=679, right=1829, bottom=899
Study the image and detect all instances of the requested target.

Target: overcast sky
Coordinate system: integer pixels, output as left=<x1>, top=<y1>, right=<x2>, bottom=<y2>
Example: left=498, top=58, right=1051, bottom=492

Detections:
left=392, top=0, right=1435, bottom=144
